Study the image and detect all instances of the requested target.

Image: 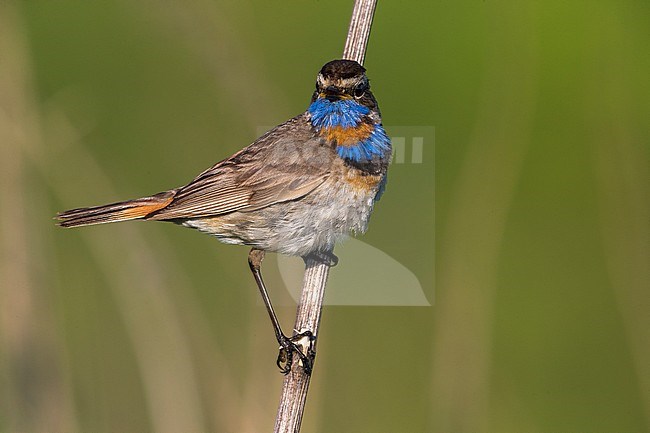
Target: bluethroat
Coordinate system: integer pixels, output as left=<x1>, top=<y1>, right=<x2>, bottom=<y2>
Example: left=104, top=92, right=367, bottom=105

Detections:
left=57, top=59, right=392, bottom=374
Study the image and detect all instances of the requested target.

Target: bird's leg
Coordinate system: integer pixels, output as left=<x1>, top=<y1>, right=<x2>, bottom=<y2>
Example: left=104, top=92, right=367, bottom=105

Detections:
left=248, top=248, right=314, bottom=375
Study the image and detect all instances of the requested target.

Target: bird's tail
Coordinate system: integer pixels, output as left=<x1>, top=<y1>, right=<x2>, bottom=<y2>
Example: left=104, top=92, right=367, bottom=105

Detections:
left=56, top=190, right=176, bottom=228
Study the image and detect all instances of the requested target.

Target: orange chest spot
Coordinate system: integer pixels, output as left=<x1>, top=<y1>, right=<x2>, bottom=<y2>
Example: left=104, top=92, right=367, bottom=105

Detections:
left=320, top=123, right=374, bottom=146
left=344, top=171, right=383, bottom=192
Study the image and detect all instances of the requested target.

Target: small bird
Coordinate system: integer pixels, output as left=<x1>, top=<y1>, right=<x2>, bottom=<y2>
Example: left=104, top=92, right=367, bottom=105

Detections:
left=57, top=59, right=392, bottom=374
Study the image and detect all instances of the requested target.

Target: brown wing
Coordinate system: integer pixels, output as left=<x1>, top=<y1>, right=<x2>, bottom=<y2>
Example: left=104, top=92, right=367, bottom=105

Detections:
left=147, top=115, right=334, bottom=220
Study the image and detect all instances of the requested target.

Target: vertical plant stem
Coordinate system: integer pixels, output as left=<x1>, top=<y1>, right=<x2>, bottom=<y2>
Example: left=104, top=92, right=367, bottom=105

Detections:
left=273, top=1, right=378, bottom=432
left=273, top=259, right=330, bottom=433
left=342, top=0, right=378, bottom=64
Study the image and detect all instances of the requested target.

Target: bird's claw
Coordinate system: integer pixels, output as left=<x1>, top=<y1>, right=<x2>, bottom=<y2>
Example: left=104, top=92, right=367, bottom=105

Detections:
left=304, top=251, right=338, bottom=267
left=277, top=331, right=315, bottom=375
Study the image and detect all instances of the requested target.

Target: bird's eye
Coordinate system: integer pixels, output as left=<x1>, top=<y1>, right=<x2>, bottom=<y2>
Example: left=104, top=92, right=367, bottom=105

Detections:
left=353, top=84, right=366, bottom=98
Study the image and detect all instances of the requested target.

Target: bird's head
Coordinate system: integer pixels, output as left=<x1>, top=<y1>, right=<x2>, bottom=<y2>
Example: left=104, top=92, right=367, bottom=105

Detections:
left=311, top=59, right=377, bottom=111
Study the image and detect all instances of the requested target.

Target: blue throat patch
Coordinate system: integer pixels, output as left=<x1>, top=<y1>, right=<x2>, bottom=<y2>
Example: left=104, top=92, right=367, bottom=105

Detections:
left=335, top=124, right=391, bottom=162
left=308, top=98, right=391, bottom=163
left=309, top=98, right=369, bottom=128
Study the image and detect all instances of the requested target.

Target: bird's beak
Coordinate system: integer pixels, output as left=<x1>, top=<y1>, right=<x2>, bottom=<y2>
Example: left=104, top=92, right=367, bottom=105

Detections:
left=319, top=86, right=350, bottom=102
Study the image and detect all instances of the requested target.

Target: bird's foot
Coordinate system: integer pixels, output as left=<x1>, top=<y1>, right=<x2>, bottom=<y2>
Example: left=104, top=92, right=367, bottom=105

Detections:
left=304, top=251, right=339, bottom=267
left=276, top=331, right=315, bottom=375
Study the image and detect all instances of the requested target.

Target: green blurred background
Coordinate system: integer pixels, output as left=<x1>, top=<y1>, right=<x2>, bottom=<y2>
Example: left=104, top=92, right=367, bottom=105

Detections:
left=1, top=1, right=649, bottom=432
